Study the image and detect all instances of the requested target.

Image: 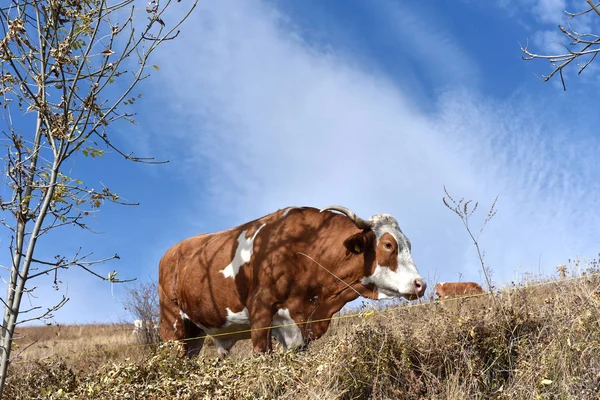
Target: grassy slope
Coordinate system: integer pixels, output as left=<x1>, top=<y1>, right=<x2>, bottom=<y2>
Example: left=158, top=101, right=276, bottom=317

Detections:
left=5, top=269, right=600, bottom=400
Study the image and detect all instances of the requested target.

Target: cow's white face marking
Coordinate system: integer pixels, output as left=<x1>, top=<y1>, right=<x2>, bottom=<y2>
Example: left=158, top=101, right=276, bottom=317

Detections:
left=220, top=224, right=266, bottom=278
left=272, top=308, right=304, bottom=350
left=361, top=214, right=424, bottom=299
left=362, top=264, right=421, bottom=298
left=376, top=290, right=394, bottom=299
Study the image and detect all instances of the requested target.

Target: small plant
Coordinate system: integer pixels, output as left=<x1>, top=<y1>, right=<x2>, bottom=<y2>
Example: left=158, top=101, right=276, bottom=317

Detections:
left=442, top=185, right=498, bottom=295
left=557, top=264, right=568, bottom=279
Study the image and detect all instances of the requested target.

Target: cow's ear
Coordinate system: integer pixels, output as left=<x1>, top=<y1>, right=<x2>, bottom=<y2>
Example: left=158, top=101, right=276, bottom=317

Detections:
left=344, top=232, right=367, bottom=255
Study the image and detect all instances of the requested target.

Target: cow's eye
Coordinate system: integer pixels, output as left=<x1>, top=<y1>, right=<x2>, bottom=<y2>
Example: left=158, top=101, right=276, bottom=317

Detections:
left=384, top=242, right=392, bottom=250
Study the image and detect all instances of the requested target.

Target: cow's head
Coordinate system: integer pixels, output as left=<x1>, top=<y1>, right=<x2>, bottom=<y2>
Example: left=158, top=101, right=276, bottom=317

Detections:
left=321, top=206, right=426, bottom=300
left=434, top=282, right=444, bottom=298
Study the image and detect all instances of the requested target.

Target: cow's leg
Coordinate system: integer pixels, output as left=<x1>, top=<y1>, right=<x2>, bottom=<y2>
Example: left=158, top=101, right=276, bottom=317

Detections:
left=159, top=290, right=185, bottom=347
left=159, top=288, right=205, bottom=358
left=160, top=308, right=191, bottom=358
left=214, top=338, right=236, bottom=358
left=248, top=298, right=275, bottom=354
left=271, top=308, right=305, bottom=351
left=182, top=318, right=205, bottom=357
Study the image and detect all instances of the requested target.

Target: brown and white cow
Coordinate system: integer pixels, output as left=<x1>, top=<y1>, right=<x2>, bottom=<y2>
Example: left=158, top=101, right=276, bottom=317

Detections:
left=434, top=281, right=484, bottom=299
left=158, top=205, right=426, bottom=358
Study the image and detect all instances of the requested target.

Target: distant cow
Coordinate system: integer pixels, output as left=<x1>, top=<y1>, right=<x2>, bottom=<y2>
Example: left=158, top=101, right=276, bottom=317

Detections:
left=159, top=205, right=427, bottom=358
left=132, top=319, right=159, bottom=334
left=435, top=282, right=484, bottom=299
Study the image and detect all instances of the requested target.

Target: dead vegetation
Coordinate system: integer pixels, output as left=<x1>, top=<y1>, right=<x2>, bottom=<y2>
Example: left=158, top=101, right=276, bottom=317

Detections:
left=11, top=324, right=137, bottom=365
left=3, top=261, right=600, bottom=400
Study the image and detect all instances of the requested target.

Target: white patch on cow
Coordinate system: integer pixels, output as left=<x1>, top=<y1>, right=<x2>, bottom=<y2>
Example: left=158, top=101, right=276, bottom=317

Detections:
left=173, top=320, right=178, bottom=333
left=180, top=310, right=191, bottom=321
left=223, top=307, right=250, bottom=326
left=180, top=307, right=251, bottom=337
left=271, top=308, right=304, bottom=350
left=220, top=224, right=266, bottom=278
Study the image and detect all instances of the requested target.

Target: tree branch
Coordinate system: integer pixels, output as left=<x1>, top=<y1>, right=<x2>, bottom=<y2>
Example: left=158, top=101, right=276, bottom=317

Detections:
left=520, top=2, right=600, bottom=90
left=16, top=295, right=68, bottom=325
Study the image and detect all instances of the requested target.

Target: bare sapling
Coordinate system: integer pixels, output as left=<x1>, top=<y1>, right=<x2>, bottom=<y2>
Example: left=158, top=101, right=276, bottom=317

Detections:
left=0, top=0, right=197, bottom=395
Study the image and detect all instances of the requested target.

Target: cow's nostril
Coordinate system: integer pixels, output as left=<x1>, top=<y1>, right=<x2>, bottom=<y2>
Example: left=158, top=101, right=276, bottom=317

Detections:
left=414, top=279, right=426, bottom=295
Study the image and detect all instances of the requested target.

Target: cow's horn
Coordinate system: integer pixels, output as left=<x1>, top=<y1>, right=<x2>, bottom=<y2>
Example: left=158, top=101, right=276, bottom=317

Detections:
left=320, top=205, right=373, bottom=230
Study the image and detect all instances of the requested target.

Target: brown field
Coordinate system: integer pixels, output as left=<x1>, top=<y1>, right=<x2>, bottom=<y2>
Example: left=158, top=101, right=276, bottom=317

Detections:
left=12, top=324, right=137, bottom=365
left=4, top=266, right=600, bottom=400
left=11, top=321, right=240, bottom=368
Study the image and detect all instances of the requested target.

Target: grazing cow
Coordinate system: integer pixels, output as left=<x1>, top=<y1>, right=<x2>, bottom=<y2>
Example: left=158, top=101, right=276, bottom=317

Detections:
left=158, top=205, right=426, bottom=358
left=434, top=282, right=484, bottom=299
left=132, top=319, right=159, bottom=334
left=133, top=319, right=143, bottom=333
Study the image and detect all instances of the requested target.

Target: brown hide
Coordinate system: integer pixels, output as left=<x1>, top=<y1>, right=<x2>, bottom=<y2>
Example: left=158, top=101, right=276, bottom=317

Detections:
left=434, top=281, right=484, bottom=299
left=158, top=206, right=386, bottom=356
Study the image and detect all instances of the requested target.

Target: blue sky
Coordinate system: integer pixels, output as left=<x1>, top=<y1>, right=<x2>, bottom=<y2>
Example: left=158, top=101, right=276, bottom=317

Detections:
left=3, top=0, right=600, bottom=325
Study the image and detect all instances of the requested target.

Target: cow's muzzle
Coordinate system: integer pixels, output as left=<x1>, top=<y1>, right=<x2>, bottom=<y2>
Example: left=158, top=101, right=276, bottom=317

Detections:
left=405, top=279, right=427, bottom=300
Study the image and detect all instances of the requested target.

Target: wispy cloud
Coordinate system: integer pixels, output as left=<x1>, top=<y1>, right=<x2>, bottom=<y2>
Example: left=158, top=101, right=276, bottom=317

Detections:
left=371, top=1, right=481, bottom=92
left=140, top=0, right=599, bottom=294
left=531, top=0, right=567, bottom=24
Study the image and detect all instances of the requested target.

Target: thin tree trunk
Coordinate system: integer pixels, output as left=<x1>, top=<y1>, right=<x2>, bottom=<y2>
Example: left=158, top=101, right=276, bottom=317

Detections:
left=0, top=220, right=24, bottom=396
left=0, top=110, right=54, bottom=395
left=0, top=165, right=58, bottom=394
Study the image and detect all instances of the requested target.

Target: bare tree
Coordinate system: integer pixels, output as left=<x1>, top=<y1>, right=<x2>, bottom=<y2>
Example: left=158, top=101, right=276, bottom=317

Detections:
left=0, top=0, right=197, bottom=395
left=521, top=1, right=600, bottom=90
left=123, top=279, right=160, bottom=345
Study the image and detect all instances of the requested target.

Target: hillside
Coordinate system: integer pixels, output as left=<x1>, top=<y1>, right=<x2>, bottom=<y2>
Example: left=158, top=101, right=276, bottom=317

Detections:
left=5, top=267, right=600, bottom=400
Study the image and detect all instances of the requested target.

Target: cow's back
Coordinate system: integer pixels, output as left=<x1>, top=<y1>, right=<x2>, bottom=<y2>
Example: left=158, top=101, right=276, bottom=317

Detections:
left=435, top=282, right=484, bottom=299
left=241, top=207, right=356, bottom=300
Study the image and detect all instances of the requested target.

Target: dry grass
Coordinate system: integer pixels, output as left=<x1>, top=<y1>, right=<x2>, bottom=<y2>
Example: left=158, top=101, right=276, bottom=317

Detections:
left=4, top=265, right=600, bottom=400
left=12, top=324, right=138, bottom=366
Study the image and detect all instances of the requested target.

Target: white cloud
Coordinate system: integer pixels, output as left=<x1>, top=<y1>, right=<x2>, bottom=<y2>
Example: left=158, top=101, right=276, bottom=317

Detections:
left=532, top=0, right=567, bottom=24
left=371, top=1, right=481, bottom=91
left=140, top=0, right=600, bottom=297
